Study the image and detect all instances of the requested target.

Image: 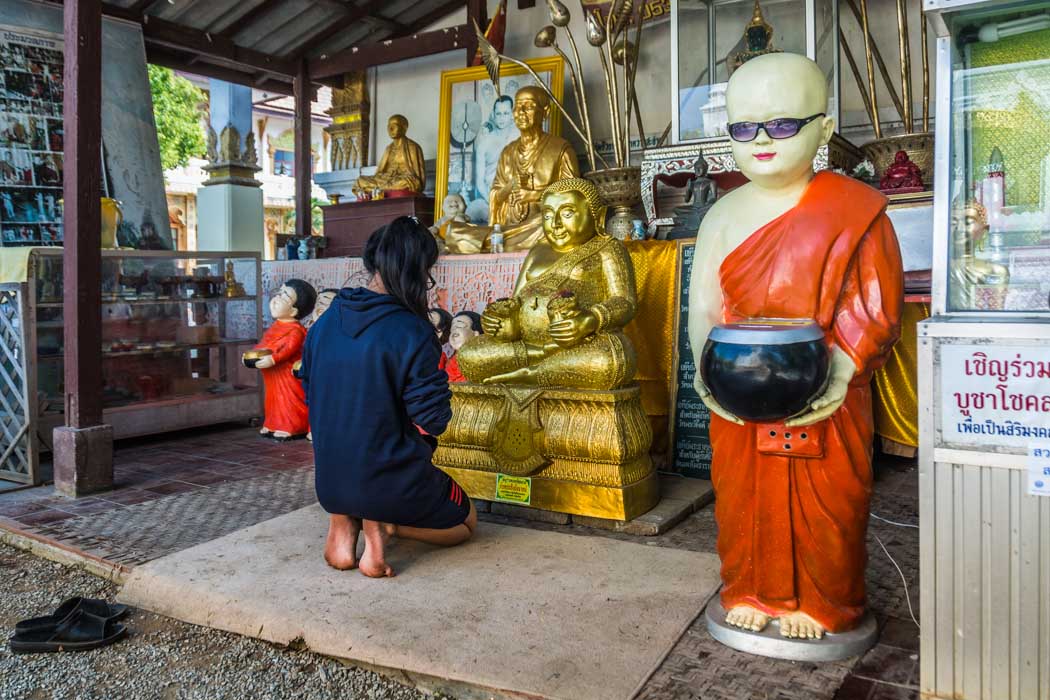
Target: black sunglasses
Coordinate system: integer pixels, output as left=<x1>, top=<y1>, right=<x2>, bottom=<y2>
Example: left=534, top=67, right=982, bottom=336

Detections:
left=727, top=113, right=826, bottom=142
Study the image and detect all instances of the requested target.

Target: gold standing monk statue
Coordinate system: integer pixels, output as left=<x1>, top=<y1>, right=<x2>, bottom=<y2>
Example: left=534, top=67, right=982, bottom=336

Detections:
left=457, top=178, right=637, bottom=388
left=353, top=114, right=426, bottom=197
left=444, top=86, right=580, bottom=254
left=435, top=178, right=657, bottom=522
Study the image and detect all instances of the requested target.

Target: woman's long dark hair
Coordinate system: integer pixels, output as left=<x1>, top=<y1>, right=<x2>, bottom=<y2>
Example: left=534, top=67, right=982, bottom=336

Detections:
left=362, top=216, right=439, bottom=320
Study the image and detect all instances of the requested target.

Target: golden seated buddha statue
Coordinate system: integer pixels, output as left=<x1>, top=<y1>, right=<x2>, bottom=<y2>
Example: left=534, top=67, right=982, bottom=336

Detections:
left=434, top=178, right=657, bottom=522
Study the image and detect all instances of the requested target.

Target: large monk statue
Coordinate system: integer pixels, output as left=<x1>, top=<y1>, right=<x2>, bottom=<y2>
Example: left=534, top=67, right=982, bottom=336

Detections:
left=353, top=114, right=425, bottom=196
left=444, top=86, right=580, bottom=254
left=457, top=177, right=637, bottom=389
left=688, top=53, right=903, bottom=643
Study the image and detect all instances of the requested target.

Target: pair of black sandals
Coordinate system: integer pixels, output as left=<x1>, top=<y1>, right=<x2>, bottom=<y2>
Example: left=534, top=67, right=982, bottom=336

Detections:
left=9, top=597, right=129, bottom=653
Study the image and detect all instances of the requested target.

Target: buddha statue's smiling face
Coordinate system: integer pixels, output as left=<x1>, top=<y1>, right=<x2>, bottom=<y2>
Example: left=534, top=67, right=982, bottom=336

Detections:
left=542, top=190, right=596, bottom=253
left=513, top=87, right=548, bottom=133
left=725, top=53, right=835, bottom=190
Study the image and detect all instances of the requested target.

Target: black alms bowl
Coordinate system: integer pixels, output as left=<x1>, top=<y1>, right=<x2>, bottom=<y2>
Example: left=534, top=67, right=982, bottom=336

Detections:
left=700, top=319, right=830, bottom=422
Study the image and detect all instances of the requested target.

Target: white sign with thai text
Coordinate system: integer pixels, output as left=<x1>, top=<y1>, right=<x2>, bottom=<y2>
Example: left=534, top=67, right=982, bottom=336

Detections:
left=1028, top=444, right=1050, bottom=497
left=940, top=344, right=1050, bottom=447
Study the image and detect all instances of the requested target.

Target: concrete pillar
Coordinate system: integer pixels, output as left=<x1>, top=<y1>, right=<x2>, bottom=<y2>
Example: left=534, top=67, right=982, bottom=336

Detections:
left=197, top=80, right=264, bottom=253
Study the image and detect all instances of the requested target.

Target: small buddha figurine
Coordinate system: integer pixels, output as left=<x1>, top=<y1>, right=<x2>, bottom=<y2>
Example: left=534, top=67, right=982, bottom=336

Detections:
left=457, top=178, right=638, bottom=389
left=949, top=199, right=1009, bottom=310
left=443, top=311, right=482, bottom=383
left=730, top=0, right=781, bottom=73
left=353, top=115, right=426, bottom=197
left=430, top=193, right=470, bottom=239
left=224, top=261, right=246, bottom=298
left=879, top=150, right=925, bottom=192
left=668, top=155, right=719, bottom=240
left=249, top=279, right=316, bottom=440
left=444, top=87, right=580, bottom=255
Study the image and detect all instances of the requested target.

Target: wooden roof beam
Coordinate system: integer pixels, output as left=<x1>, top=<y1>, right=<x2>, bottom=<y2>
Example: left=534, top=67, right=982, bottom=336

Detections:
left=289, top=0, right=391, bottom=60
left=140, top=14, right=298, bottom=77
left=146, top=46, right=295, bottom=94
left=308, top=22, right=469, bottom=79
left=398, top=0, right=467, bottom=36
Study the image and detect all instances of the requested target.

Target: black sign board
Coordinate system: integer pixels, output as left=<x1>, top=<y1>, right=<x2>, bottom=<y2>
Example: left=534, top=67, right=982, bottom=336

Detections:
left=669, top=239, right=712, bottom=479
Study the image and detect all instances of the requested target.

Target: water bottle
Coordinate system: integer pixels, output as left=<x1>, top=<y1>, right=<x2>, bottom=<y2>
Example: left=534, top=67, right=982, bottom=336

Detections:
left=491, top=224, right=504, bottom=254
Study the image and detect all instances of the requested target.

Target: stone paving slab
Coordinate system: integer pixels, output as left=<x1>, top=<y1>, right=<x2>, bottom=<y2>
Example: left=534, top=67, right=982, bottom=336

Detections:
left=119, top=505, right=723, bottom=700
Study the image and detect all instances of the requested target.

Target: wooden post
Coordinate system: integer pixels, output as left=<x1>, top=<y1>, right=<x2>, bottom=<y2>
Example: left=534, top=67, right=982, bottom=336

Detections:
left=63, top=0, right=103, bottom=428
left=293, top=60, right=312, bottom=239
left=55, top=0, right=113, bottom=497
left=466, top=0, right=489, bottom=66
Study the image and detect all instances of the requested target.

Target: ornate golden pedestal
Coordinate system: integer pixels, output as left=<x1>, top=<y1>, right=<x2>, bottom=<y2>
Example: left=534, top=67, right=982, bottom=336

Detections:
left=434, top=383, right=659, bottom=521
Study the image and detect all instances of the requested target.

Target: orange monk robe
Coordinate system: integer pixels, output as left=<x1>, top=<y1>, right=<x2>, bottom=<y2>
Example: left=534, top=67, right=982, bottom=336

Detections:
left=711, top=171, right=903, bottom=633
left=256, top=321, right=309, bottom=436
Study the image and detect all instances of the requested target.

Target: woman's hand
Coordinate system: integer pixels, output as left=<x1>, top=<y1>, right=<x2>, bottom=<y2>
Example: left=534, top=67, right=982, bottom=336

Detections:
left=549, top=310, right=598, bottom=347
left=694, top=379, right=744, bottom=425
left=784, top=345, right=857, bottom=427
left=254, top=355, right=275, bottom=370
left=481, top=312, right=521, bottom=341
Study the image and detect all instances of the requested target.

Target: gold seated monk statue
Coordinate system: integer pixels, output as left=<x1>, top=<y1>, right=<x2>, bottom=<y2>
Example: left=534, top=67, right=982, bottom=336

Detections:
left=434, top=178, right=657, bottom=522
left=949, top=199, right=1010, bottom=310
left=353, top=114, right=425, bottom=196
left=444, top=86, right=580, bottom=254
left=457, top=178, right=637, bottom=388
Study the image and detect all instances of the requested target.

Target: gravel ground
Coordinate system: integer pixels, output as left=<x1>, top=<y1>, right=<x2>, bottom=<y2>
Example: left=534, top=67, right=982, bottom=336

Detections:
left=0, top=544, right=455, bottom=700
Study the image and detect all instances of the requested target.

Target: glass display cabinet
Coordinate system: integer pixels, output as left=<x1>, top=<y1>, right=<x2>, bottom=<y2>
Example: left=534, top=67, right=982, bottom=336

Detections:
left=0, top=250, right=262, bottom=484
left=920, top=2, right=1050, bottom=699
left=670, top=0, right=841, bottom=143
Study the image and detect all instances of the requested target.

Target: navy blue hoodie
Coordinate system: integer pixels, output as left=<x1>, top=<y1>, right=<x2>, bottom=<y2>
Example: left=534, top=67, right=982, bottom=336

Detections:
left=300, top=287, right=454, bottom=524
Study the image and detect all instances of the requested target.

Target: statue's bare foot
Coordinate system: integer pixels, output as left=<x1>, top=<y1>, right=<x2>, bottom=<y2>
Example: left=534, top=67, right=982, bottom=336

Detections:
left=724, top=605, right=770, bottom=632
left=482, top=366, right=535, bottom=385
left=323, top=514, right=360, bottom=570
left=272, top=430, right=292, bottom=440
left=359, top=519, right=395, bottom=578
left=778, top=611, right=825, bottom=639
left=722, top=604, right=772, bottom=633
left=306, top=431, right=312, bottom=442
left=259, top=426, right=271, bottom=435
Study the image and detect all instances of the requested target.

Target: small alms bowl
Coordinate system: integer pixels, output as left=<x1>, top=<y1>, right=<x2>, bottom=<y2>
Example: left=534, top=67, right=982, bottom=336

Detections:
left=700, top=319, right=830, bottom=422
left=242, top=348, right=273, bottom=369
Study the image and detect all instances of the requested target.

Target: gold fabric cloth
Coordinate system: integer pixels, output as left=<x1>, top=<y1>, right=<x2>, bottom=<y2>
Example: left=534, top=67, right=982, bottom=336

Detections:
left=622, top=240, right=679, bottom=418
left=872, top=302, right=929, bottom=448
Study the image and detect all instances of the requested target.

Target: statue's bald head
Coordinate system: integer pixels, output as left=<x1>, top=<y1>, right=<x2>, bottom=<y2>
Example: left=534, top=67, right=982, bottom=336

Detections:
left=724, top=52, right=834, bottom=189
left=726, top=53, right=828, bottom=123
left=514, top=85, right=549, bottom=109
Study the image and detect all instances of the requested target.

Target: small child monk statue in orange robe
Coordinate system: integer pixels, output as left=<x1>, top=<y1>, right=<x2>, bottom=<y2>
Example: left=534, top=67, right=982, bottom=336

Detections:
left=688, top=53, right=903, bottom=646
left=250, top=279, right=316, bottom=440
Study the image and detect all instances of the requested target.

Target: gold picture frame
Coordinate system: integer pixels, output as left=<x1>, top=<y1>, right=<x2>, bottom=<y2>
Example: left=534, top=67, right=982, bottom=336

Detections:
left=434, top=55, right=564, bottom=225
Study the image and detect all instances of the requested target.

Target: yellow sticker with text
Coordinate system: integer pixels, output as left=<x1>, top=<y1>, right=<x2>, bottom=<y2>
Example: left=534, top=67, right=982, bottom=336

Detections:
left=495, top=474, right=532, bottom=505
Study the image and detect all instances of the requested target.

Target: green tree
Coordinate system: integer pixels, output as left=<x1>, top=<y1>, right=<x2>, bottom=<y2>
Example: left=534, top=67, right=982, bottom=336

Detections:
left=149, top=65, right=206, bottom=171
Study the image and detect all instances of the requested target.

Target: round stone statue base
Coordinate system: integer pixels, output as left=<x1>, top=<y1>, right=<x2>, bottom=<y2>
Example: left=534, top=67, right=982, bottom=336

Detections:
left=705, top=600, right=878, bottom=662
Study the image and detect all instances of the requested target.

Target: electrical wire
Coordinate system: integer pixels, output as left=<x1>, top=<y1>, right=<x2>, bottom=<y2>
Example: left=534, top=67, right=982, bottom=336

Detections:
left=872, top=532, right=920, bottom=629
left=870, top=512, right=919, bottom=529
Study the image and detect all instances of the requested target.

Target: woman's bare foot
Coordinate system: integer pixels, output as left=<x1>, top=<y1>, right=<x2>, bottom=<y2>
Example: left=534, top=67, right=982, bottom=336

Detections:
left=725, top=604, right=771, bottom=632
left=778, top=611, right=825, bottom=639
left=323, top=514, right=360, bottom=570
left=359, top=519, right=395, bottom=578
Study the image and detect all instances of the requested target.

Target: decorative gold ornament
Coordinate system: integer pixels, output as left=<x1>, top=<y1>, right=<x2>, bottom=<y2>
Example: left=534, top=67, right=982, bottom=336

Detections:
left=224, top=261, right=246, bottom=298
left=326, top=71, right=370, bottom=171
left=353, top=114, right=426, bottom=196
left=730, top=0, right=780, bottom=73
left=203, top=124, right=262, bottom=186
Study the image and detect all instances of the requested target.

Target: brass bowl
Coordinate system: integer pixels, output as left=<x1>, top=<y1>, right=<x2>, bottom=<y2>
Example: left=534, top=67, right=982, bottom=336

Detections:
left=584, top=167, right=642, bottom=208
left=242, top=348, right=273, bottom=369
left=860, top=132, right=934, bottom=186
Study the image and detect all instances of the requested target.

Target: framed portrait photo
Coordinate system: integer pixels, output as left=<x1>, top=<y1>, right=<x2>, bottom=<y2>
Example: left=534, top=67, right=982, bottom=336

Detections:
left=435, top=55, right=564, bottom=226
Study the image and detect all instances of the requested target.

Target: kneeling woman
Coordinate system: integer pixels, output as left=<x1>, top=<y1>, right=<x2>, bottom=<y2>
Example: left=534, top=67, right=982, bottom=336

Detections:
left=300, top=217, right=477, bottom=577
